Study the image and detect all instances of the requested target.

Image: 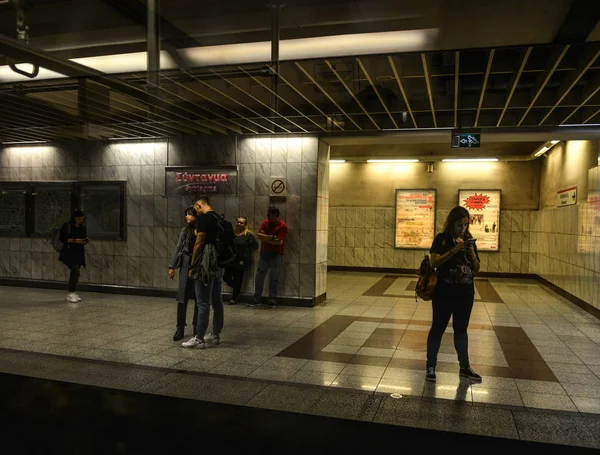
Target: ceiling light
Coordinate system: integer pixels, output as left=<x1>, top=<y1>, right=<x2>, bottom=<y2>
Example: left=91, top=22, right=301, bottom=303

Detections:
left=0, top=29, right=437, bottom=83
left=108, top=136, right=164, bottom=140
left=534, top=140, right=560, bottom=157
left=442, top=158, right=498, bottom=162
left=534, top=147, right=550, bottom=157
left=329, top=159, right=346, bottom=163
left=550, top=140, right=560, bottom=145
left=367, top=159, right=419, bottom=163
left=2, top=140, right=47, bottom=145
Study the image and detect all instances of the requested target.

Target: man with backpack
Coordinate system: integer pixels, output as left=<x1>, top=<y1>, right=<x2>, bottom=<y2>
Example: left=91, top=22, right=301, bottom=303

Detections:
left=58, top=209, right=89, bottom=303
left=182, top=195, right=226, bottom=349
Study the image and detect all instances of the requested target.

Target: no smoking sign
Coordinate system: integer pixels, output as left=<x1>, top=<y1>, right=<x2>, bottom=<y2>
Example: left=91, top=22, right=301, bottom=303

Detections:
left=269, top=177, right=287, bottom=196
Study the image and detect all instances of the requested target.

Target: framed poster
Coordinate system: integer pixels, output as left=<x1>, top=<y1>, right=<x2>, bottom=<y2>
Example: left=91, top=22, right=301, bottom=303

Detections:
left=458, top=189, right=501, bottom=252
left=395, top=189, right=436, bottom=249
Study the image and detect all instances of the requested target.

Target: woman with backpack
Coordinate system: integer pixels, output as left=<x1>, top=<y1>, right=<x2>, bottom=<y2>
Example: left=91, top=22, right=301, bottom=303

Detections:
left=168, top=206, right=199, bottom=341
left=425, top=206, right=481, bottom=384
left=59, top=209, right=89, bottom=303
left=223, top=216, right=258, bottom=305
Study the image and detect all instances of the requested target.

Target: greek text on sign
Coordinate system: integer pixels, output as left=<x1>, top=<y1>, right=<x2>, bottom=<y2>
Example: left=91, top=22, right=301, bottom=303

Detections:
left=269, top=177, right=287, bottom=196
left=557, top=186, right=577, bottom=207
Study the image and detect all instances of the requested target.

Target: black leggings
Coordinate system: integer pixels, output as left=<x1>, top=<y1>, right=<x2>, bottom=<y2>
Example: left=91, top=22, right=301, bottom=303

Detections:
left=176, top=278, right=198, bottom=328
left=426, top=291, right=474, bottom=369
left=223, top=266, right=245, bottom=301
left=67, top=264, right=81, bottom=292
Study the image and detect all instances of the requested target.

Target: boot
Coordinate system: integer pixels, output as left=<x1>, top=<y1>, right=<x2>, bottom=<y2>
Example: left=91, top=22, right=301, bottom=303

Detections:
left=173, top=326, right=185, bottom=341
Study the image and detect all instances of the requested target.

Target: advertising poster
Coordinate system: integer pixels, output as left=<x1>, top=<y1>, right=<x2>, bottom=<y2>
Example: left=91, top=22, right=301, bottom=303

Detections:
left=395, top=189, right=436, bottom=249
left=458, top=189, right=501, bottom=251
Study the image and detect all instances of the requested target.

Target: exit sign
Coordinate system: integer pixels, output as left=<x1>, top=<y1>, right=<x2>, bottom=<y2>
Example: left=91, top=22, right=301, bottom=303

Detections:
left=452, top=133, right=481, bottom=148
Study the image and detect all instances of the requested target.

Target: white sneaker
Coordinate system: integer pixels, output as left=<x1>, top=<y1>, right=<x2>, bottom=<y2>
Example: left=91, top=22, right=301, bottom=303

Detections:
left=66, top=293, right=79, bottom=303
left=204, top=332, right=221, bottom=346
left=181, top=336, right=206, bottom=349
left=73, top=293, right=82, bottom=302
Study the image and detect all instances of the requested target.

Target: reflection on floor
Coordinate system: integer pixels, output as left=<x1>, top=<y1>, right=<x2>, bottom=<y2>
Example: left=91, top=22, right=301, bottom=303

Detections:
left=1, top=271, right=600, bottom=450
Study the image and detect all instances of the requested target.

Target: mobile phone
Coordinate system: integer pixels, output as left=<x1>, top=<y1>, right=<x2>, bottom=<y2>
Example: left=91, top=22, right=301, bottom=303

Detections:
left=466, top=238, right=477, bottom=243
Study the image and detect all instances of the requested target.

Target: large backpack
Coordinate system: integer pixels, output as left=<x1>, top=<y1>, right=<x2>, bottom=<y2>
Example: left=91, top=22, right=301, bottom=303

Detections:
left=415, top=254, right=438, bottom=302
left=210, top=212, right=237, bottom=267
left=48, top=223, right=70, bottom=253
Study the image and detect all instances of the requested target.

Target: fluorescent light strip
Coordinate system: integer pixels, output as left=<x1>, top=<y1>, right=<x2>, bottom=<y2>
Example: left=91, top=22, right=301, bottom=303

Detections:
left=442, top=158, right=498, bottom=162
left=550, top=140, right=560, bottom=145
left=0, top=29, right=437, bottom=83
left=329, top=159, right=346, bottom=163
left=108, top=136, right=164, bottom=140
left=2, top=140, right=47, bottom=145
left=367, top=159, right=419, bottom=163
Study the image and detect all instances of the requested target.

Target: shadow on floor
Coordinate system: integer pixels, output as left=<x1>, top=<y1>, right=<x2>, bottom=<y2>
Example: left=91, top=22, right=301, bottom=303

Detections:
left=0, top=372, right=594, bottom=454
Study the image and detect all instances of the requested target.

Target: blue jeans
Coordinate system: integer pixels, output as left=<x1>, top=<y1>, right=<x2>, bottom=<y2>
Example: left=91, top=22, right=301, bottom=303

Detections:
left=253, top=253, right=283, bottom=303
left=194, top=268, right=224, bottom=339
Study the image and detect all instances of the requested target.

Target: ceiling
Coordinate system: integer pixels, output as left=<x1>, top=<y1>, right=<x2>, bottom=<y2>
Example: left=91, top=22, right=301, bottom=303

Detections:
left=0, top=0, right=600, bottom=159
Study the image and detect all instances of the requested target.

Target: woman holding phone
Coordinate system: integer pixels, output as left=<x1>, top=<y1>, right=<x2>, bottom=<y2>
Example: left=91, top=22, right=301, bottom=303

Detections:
left=425, top=206, right=481, bottom=384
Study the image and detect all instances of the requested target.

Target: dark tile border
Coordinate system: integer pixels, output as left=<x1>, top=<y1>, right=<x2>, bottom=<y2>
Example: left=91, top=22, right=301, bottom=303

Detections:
left=0, top=278, right=319, bottom=307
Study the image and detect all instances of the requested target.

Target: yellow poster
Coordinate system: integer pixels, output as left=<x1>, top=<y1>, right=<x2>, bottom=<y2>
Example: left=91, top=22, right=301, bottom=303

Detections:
left=395, top=189, right=436, bottom=249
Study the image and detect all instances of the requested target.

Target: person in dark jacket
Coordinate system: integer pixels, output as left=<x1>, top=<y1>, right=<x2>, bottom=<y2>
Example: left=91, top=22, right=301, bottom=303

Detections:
left=223, top=216, right=258, bottom=305
left=59, top=209, right=89, bottom=303
left=168, top=206, right=199, bottom=341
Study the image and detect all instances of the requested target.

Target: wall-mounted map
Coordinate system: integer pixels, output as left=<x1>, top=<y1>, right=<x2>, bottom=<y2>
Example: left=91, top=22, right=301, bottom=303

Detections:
left=0, top=185, right=27, bottom=235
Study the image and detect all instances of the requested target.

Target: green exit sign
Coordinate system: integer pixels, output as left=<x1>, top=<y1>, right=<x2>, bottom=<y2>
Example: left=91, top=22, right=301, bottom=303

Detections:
left=452, top=133, right=481, bottom=148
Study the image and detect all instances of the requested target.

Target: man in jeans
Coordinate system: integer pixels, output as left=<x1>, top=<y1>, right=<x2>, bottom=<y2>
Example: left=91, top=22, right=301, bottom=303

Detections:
left=248, top=205, right=288, bottom=308
left=181, top=195, right=224, bottom=349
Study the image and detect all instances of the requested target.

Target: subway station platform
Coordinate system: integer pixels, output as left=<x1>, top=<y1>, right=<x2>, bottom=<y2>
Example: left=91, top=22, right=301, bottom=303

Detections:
left=1, top=271, right=600, bottom=452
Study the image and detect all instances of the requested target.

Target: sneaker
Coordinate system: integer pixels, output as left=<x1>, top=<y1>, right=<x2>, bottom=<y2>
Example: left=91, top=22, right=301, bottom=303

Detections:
left=459, top=367, right=482, bottom=383
left=181, top=336, right=206, bottom=349
left=268, top=301, right=276, bottom=308
left=66, top=293, right=79, bottom=303
left=228, top=299, right=236, bottom=305
left=204, top=332, right=221, bottom=346
left=426, top=367, right=436, bottom=382
left=247, top=301, right=262, bottom=307
left=73, top=293, right=82, bottom=302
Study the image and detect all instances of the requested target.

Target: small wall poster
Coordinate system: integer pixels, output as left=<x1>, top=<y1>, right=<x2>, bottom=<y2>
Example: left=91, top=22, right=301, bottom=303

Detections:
left=458, top=189, right=501, bottom=252
left=395, top=189, right=436, bottom=249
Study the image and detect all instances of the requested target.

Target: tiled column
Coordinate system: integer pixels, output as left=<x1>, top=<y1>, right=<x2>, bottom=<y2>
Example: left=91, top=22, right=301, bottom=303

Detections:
left=315, top=141, right=330, bottom=301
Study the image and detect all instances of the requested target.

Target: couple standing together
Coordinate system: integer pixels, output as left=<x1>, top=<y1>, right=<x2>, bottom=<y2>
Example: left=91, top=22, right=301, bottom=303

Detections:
left=168, top=196, right=287, bottom=348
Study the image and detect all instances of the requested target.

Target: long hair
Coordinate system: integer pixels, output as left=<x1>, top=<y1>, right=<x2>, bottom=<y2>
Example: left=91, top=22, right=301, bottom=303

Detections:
left=442, top=206, right=472, bottom=239
left=184, top=207, right=197, bottom=240
left=237, top=216, right=251, bottom=235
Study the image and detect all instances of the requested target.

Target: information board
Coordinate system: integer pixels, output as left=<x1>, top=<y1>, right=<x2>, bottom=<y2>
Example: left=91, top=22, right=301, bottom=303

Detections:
left=394, top=189, right=436, bottom=249
left=458, top=189, right=501, bottom=251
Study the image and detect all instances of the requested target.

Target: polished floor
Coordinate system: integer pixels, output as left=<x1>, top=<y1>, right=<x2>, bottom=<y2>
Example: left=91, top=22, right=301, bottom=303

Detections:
left=1, top=271, right=600, bottom=451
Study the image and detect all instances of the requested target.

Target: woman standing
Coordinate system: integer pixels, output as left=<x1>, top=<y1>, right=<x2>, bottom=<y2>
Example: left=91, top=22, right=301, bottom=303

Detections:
left=223, top=216, right=258, bottom=305
left=59, top=209, right=89, bottom=303
left=425, top=206, right=482, bottom=383
left=168, top=207, right=199, bottom=341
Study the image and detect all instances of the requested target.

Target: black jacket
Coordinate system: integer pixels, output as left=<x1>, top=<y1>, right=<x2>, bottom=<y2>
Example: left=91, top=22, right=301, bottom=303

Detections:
left=58, top=222, right=87, bottom=267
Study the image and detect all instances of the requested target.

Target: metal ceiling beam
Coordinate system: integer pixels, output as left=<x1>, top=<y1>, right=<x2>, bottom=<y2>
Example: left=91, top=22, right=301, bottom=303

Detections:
left=388, top=56, right=416, bottom=128
left=266, top=64, right=344, bottom=131
left=517, top=45, right=570, bottom=126
left=325, top=60, right=380, bottom=130
left=560, top=72, right=600, bottom=124
left=238, top=66, right=327, bottom=132
left=474, top=49, right=495, bottom=127
left=208, top=69, right=307, bottom=133
left=584, top=108, right=600, bottom=124
left=199, top=76, right=290, bottom=133
left=497, top=47, right=531, bottom=127
left=454, top=51, right=459, bottom=128
left=356, top=58, right=398, bottom=129
left=539, top=45, right=600, bottom=125
left=295, top=62, right=362, bottom=130
left=421, top=53, right=437, bottom=128
left=0, top=34, right=213, bottom=136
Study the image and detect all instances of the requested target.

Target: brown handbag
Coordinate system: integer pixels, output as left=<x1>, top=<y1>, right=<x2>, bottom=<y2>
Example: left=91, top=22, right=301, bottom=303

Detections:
left=415, top=254, right=438, bottom=301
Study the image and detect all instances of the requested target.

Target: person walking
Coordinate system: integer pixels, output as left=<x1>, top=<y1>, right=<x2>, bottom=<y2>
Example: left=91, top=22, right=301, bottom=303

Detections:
left=223, top=216, right=258, bottom=305
left=425, top=206, right=482, bottom=383
left=248, top=205, right=288, bottom=309
left=182, top=195, right=224, bottom=349
left=59, top=209, right=89, bottom=303
left=168, top=206, right=199, bottom=341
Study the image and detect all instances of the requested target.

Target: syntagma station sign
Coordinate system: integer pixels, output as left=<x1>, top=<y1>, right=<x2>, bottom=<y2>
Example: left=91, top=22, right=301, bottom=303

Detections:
left=165, top=166, right=238, bottom=196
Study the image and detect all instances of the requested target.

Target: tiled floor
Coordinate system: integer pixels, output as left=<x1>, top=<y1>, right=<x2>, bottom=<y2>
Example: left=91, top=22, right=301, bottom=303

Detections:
left=1, top=271, right=600, bottom=449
